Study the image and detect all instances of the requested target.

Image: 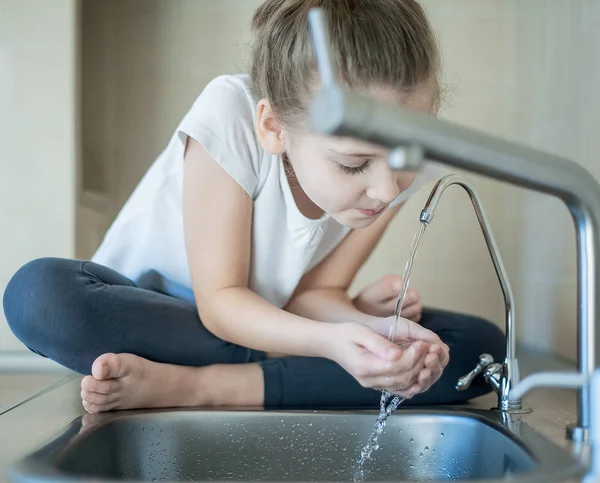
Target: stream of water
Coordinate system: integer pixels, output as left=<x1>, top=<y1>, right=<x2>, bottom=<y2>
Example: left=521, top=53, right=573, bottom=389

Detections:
left=354, top=221, right=429, bottom=481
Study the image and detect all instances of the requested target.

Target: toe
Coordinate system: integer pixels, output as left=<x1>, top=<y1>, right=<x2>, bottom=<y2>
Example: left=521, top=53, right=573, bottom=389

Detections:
left=81, top=389, right=118, bottom=406
left=82, top=399, right=116, bottom=414
left=82, top=376, right=120, bottom=395
left=91, top=353, right=121, bottom=380
left=81, top=375, right=95, bottom=390
left=92, top=353, right=141, bottom=381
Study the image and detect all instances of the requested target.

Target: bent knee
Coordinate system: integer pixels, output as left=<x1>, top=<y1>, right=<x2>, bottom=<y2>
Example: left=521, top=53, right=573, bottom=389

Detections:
left=3, top=257, right=72, bottom=345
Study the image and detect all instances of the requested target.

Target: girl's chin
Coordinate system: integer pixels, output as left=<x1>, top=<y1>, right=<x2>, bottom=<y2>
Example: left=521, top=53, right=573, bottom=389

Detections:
left=330, top=211, right=379, bottom=229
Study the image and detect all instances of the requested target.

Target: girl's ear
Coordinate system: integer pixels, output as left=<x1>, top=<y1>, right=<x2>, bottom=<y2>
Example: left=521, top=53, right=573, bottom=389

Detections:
left=256, top=99, right=285, bottom=154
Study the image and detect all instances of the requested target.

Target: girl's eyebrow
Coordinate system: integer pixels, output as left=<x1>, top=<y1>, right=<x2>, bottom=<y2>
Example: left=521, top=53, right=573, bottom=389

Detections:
left=326, top=149, right=379, bottom=158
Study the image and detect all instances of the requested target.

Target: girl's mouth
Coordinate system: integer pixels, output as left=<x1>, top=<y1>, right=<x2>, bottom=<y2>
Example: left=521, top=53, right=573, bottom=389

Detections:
left=357, top=207, right=385, bottom=217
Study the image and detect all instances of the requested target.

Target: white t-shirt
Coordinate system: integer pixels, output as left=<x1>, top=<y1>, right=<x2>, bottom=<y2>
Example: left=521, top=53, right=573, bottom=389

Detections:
left=92, top=74, right=436, bottom=308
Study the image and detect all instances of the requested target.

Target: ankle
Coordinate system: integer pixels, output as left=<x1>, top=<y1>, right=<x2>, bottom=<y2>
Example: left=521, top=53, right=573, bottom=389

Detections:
left=193, top=364, right=225, bottom=406
left=201, top=363, right=264, bottom=408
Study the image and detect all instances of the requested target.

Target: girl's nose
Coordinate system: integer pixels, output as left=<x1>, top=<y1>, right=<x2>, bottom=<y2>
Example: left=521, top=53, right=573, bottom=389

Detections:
left=365, top=165, right=401, bottom=204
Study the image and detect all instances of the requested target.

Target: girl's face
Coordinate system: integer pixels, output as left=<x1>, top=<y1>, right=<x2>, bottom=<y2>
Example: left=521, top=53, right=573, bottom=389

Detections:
left=286, top=133, right=415, bottom=228
left=257, top=82, right=438, bottom=229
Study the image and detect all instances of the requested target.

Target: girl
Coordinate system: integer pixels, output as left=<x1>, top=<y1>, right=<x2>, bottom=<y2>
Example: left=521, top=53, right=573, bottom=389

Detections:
left=3, top=0, right=503, bottom=413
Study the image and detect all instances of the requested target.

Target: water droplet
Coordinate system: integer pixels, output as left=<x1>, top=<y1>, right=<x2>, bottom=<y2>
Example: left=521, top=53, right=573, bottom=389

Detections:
left=441, top=432, right=444, bottom=437
left=410, top=438, right=414, bottom=443
left=419, top=452, right=424, bottom=457
left=424, top=446, right=429, bottom=451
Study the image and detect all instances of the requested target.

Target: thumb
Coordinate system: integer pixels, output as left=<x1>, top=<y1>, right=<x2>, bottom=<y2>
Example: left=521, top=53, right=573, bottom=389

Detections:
left=360, top=327, right=402, bottom=361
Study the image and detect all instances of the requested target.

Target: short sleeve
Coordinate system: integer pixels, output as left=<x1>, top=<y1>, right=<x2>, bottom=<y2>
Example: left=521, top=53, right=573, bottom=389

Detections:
left=177, top=75, right=261, bottom=197
left=389, top=162, right=447, bottom=207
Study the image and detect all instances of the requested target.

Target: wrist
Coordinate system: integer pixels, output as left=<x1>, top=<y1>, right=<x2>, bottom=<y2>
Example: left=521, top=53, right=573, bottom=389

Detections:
left=309, top=321, right=339, bottom=359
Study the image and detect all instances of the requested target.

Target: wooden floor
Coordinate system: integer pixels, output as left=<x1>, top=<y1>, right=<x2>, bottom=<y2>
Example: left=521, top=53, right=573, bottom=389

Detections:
left=0, top=371, right=68, bottom=413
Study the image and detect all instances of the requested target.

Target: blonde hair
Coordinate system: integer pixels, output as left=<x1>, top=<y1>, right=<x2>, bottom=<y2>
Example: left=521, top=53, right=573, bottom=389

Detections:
left=250, top=0, right=441, bottom=129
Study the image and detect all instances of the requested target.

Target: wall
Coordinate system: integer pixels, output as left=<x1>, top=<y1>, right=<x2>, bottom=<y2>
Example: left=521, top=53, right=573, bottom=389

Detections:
left=3, top=1, right=598, bottom=361
left=353, top=0, right=600, bottom=361
left=0, top=0, right=77, bottom=351
left=76, top=0, right=262, bottom=258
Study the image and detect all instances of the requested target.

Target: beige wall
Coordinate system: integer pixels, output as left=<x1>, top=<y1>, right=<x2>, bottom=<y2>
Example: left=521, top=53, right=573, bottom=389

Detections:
left=0, top=0, right=77, bottom=351
left=76, top=0, right=261, bottom=257
left=2, top=1, right=598, bottom=361
left=356, top=0, right=599, bottom=361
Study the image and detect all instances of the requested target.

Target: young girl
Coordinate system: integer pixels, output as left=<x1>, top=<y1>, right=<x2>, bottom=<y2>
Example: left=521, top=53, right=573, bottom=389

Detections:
left=3, top=0, right=503, bottom=413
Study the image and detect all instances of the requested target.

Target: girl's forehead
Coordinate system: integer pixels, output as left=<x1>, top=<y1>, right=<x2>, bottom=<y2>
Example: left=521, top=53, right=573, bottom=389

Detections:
left=360, top=80, right=438, bottom=115
left=321, top=135, right=390, bottom=157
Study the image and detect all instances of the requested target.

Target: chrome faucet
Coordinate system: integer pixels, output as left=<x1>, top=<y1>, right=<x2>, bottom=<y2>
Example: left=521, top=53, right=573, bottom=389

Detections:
left=307, top=7, right=600, bottom=441
left=418, top=174, right=522, bottom=412
left=510, top=369, right=600, bottom=481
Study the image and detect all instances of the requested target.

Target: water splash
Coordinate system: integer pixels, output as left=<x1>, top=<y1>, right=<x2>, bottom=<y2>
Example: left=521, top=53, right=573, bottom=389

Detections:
left=354, top=392, right=405, bottom=481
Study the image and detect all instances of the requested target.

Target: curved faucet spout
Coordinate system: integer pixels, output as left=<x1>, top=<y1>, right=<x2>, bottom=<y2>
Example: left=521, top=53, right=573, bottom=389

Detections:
left=420, top=174, right=520, bottom=410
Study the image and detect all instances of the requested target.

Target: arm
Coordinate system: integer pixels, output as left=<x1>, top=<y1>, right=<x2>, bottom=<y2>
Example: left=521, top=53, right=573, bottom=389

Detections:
left=183, top=138, right=328, bottom=357
left=285, top=204, right=402, bottom=327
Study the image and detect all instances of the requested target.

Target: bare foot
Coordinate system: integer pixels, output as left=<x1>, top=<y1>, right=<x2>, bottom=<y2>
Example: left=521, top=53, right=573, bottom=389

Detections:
left=80, top=353, right=215, bottom=413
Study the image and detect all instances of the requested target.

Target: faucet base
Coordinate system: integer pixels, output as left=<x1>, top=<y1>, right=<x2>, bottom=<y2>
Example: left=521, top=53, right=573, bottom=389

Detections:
left=498, top=406, right=532, bottom=415
left=567, top=424, right=589, bottom=442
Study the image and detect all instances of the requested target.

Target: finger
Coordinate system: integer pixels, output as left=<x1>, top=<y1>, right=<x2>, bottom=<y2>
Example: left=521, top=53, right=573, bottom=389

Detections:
left=375, top=297, right=401, bottom=316
left=383, top=384, right=421, bottom=398
left=358, top=326, right=403, bottom=362
left=397, top=383, right=423, bottom=399
left=356, top=350, right=406, bottom=379
left=428, top=343, right=450, bottom=367
left=370, top=341, right=428, bottom=388
left=384, top=289, right=420, bottom=313
left=392, top=317, right=442, bottom=344
left=424, top=352, right=439, bottom=368
left=400, top=302, right=422, bottom=321
left=424, top=353, right=444, bottom=384
left=418, top=368, right=432, bottom=389
left=391, top=340, right=428, bottom=372
left=404, top=289, right=420, bottom=306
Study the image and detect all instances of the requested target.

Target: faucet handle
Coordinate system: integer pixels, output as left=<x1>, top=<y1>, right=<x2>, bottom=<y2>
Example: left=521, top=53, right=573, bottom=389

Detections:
left=456, top=353, right=495, bottom=391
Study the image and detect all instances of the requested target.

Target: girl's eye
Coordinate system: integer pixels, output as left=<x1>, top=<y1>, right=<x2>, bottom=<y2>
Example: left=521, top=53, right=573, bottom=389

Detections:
left=339, top=160, right=369, bottom=175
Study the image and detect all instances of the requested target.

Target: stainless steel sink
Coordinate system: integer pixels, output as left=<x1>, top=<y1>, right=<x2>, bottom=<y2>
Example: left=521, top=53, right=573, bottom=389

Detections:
left=8, top=408, right=584, bottom=482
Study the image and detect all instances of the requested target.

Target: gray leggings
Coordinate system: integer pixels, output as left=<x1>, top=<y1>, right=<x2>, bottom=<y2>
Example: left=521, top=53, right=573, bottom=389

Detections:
left=3, top=258, right=505, bottom=409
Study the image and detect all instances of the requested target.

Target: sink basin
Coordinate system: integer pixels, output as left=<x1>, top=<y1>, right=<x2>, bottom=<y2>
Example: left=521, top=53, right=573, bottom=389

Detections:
left=9, top=408, right=583, bottom=482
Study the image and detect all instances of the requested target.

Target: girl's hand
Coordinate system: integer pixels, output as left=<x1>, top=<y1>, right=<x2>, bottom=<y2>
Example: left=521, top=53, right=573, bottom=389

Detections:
left=353, top=275, right=422, bottom=322
left=326, top=321, right=447, bottom=397
left=366, top=315, right=450, bottom=396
